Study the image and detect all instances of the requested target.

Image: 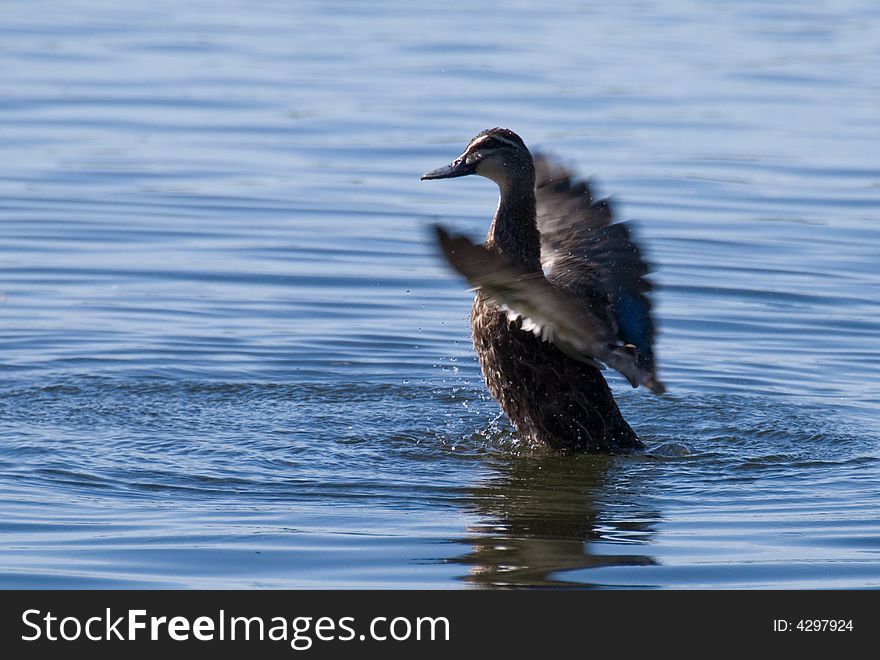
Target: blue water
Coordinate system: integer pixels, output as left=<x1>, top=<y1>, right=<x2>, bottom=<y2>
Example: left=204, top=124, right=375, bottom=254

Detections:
left=1, top=0, right=879, bottom=588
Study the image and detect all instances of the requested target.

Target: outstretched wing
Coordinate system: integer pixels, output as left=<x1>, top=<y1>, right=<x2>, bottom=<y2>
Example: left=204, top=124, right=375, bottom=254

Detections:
left=534, top=154, right=659, bottom=377
left=434, top=225, right=664, bottom=394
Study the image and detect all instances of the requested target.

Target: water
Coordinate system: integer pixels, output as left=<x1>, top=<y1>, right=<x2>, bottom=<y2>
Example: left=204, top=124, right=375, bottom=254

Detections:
left=1, top=0, right=878, bottom=588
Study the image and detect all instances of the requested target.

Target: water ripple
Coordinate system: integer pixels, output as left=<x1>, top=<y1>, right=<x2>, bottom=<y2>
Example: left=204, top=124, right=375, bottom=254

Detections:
left=0, top=0, right=878, bottom=588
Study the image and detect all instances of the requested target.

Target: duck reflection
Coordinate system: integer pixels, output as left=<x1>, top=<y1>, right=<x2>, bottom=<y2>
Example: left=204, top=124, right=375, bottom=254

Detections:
left=456, top=450, right=659, bottom=587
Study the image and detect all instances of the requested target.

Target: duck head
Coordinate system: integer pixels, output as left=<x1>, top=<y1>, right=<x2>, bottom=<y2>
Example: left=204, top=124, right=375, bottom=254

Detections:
left=421, top=128, right=534, bottom=191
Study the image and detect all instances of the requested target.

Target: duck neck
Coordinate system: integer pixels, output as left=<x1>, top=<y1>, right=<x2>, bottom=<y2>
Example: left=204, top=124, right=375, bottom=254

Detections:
left=487, top=179, right=541, bottom=273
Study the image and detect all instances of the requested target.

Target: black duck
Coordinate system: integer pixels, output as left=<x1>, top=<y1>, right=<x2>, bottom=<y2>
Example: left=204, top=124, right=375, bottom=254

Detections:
left=422, top=127, right=664, bottom=452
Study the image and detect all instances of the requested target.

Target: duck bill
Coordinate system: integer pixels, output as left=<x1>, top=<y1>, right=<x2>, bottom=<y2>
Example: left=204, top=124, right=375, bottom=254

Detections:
left=421, top=156, right=476, bottom=180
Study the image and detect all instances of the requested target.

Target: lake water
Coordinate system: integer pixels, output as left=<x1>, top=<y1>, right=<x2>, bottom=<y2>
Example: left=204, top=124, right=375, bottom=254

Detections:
left=1, top=0, right=878, bottom=588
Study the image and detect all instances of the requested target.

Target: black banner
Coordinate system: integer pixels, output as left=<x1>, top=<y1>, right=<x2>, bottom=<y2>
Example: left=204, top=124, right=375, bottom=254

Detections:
left=1, top=590, right=873, bottom=657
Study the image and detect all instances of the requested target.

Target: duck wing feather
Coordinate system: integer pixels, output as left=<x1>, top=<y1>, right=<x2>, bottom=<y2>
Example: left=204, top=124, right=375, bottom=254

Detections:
left=533, top=154, right=659, bottom=379
left=434, top=225, right=664, bottom=394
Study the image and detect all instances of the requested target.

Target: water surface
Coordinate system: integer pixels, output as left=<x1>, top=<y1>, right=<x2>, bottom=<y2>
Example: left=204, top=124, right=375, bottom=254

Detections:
left=1, top=0, right=879, bottom=588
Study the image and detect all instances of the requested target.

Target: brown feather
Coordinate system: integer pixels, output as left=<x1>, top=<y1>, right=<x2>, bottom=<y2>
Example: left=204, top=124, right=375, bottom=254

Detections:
left=434, top=226, right=664, bottom=394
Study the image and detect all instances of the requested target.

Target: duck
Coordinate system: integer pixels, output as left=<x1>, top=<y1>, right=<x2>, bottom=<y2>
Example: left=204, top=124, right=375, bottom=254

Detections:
left=422, top=127, right=664, bottom=452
